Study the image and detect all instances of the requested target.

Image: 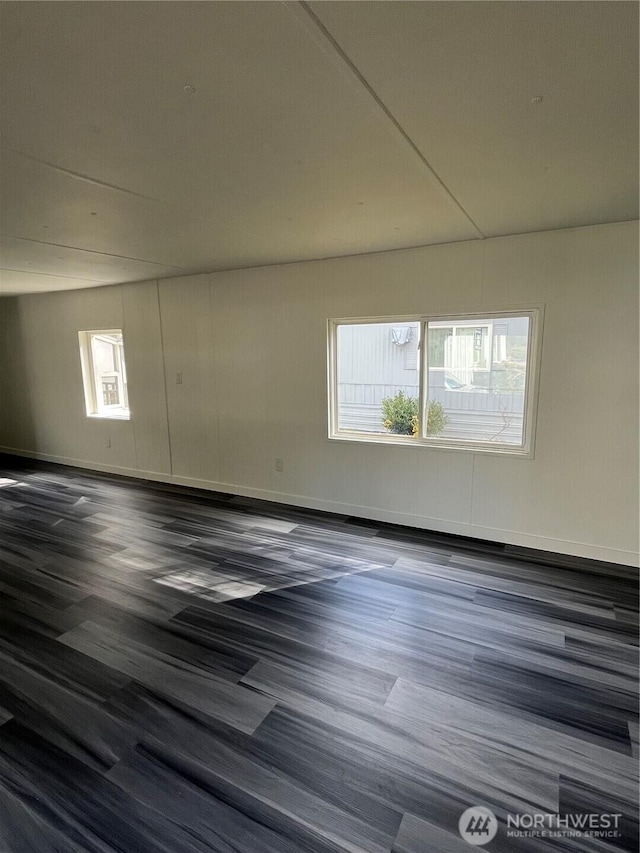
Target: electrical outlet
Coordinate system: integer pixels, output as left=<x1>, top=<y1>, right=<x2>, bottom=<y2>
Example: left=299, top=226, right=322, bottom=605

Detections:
left=176, top=371, right=183, bottom=385
left=106, top=437, right=111, bottom=448
left=275, top=458, right=283, bottom=472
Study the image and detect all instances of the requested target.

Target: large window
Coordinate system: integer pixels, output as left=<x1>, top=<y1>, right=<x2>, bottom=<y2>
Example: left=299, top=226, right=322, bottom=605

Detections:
left=78, top=330, right=130, bottom=419
left=328, top=310, right=541, bottom=455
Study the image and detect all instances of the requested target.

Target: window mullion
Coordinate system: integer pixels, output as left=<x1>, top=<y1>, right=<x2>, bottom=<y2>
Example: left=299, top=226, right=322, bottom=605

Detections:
left=419, top=318, right=428, bottom=440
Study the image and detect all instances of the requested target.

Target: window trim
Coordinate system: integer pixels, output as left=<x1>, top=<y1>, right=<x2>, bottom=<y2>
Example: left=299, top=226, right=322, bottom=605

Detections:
left=327, top=307, right=543, bottom=458
left=78, top=328, right=131, bottom=421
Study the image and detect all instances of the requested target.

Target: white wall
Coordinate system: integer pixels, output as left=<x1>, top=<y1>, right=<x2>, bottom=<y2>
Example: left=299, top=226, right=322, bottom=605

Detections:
left=0, top=221, right=637, bottom=565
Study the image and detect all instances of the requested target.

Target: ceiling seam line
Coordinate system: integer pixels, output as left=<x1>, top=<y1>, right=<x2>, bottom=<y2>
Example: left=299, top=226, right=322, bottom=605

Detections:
left=297, top=1, right=486, bottom=239
left=0, top=268, right=105, bottom=282
left=3, top=147, right=282, bottom=242
left=2, top=147, right=175, bottom=206
left=0, top=235, right=192, bottom=270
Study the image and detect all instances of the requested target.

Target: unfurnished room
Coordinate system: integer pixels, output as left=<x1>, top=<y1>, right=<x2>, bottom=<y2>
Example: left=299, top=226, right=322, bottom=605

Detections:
left=0, top=2, right=638, bottom=852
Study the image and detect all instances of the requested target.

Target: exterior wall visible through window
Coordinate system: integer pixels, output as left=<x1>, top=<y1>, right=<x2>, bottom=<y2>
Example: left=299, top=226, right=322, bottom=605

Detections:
left=78, top=330, right=130, bottom=419
left=328, top=310, right=542, bottom=456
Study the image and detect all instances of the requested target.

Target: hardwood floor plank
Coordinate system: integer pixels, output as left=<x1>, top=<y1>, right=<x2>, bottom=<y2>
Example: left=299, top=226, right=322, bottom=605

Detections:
left=58, top=620, right=276, bottom=735
left=392, top=813, right=476, bottom=853
left=383, top=678, right=638, bottom=803
left=0, top=628, right=131, bottom=702
left=559, top=776, right=639, bottom=853
left=0, top=721, right=212, bottom=853
left=0, top=780, right=91, bottom=853
left=109, top=735, right=400, bottom=853
left=248, top=702, right=557, bottom=830
left=241, top=677, right=559, bottom=815
left=242, top=655, right=398, bottom=710
left=471, top=650, right=637, bottom=751
left=65, top=597, right=260, bottom=680
left=0, top=652, right=139, bottom=771
left=0, top=456, right=637, bottom=853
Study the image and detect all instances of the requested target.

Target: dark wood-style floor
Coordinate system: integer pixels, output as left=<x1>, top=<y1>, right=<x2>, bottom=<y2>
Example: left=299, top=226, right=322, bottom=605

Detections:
left=0, top=456, right=637, bottom=853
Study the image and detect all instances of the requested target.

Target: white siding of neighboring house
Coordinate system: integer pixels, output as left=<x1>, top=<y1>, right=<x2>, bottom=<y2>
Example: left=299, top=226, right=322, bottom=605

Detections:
left=336, top=319, right=525, bottom=443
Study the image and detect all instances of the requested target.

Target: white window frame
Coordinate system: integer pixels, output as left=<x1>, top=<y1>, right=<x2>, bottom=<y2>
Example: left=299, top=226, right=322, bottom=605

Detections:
left=327, top=307, right=543, bottom=457
left=78, top=329, right=131, bottom=420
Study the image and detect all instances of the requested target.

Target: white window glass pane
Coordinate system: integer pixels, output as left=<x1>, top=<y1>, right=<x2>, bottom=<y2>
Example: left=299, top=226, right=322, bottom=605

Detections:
left=426, top=316, right=530, bottom=445
left=79, top=329, right=130, bottom=419
left=427, top=327, right=451, bottom=368
left=336, top=322, right=420, bottom=436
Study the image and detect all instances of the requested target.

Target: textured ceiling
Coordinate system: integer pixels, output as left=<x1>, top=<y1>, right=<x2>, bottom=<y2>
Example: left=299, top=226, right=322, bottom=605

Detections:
left=0, top=1, right=637, bottom=294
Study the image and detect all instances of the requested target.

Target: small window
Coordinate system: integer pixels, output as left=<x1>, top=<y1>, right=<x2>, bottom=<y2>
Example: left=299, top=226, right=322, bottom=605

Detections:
left=78, top=330, right=130, bottom=419
left=328, top=310, right=541, bottom=455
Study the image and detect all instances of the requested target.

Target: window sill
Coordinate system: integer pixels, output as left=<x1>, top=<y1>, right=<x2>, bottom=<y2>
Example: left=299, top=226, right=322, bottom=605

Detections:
left=328, top=431, right=533, bottom=458
left=86, top=413, right=131, bottom=421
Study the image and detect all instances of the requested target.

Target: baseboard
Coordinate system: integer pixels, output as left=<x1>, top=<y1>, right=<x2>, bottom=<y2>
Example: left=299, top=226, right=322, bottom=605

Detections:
left=1, top=445, right=638, bottom=567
